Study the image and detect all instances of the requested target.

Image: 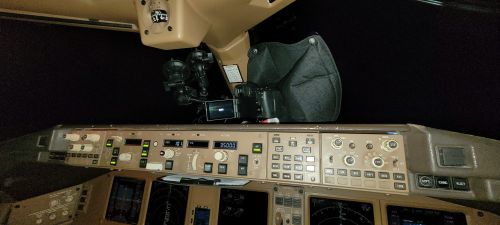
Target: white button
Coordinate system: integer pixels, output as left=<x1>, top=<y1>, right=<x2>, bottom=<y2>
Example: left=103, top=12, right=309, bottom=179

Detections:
left=324, top=168, right=334, bottom=175
left=306, top=165, right=315, bottom=172
left=306, top=156, right=315, bottom=162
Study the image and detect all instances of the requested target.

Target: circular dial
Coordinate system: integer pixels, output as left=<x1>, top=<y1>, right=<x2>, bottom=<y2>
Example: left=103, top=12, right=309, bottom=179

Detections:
left=214, top=151, right=228, bottom=162
left=163, top=149, right=175, bottom=159
left=331, top=138, right=343, bottom=149
left=372, top=157, right=385, bottom=168
left=343, top=155, right=356, bottom=166
left=381, top=140, right=398, bottom=152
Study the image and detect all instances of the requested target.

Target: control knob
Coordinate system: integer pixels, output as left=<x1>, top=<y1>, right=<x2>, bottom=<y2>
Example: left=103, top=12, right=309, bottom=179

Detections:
left=372, top=156, right=385, bottom=168
left=382, top=139, right=398, bottom=152
left=82, top=134, right=100, bottom=142
left=162, top=149, right=175, bottom=159
left=63, top=133, right=80, bottom=141
left=343, top=155, right=356, bottom=166
left=331, top=138, right=343, bottom=149
left=214, top=151, right=228, bottom=162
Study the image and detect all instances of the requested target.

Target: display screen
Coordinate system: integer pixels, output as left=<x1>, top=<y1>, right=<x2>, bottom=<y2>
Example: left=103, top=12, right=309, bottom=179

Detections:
left=105, top=177, right=145, bottom=224
left=205, top=100, right=236, bottom=121
left=125, top=138, right=142, bottom=146
left=214, top=141, right=238, bottom=150
left=194, top=208, right=210, bottom=225
left=187, top=140, right=209, bottom=148
left=145, top=181, right=189, bottom=225
left=310, top=197, right=374, bottom=225
left=164, top=139, right=184, bottom=147
left=218, top=189, right=268, bottom=225
left=387, top=205, right=467, bottom=225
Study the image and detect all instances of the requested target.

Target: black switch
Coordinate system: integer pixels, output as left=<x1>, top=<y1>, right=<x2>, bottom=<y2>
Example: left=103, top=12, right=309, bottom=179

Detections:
left=218, top=164, right=227, bottom=174
left=435, top=176, right=451, bottom=189
left=112, top=148, right=120, bottom=156
left=452, top=177, right=470, bottom=191
left=238, top=165, right=247, bottom=176
left=165, top=160, right=174, bottom=170
left=110, top=157, right=118, bottom=166
left=238, top=155, right=248, bottom=165
left=204, top=163, right=213, bottom=173
left=139, top=159, right=147, bottom=168
left=417, top=175, right=434, bottom=188
left=106, top=139, right=113, bottom=148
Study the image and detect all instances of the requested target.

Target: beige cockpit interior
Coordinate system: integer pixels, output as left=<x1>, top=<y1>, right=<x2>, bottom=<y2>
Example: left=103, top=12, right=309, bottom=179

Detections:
left=0, top=1, right=499, bottom=225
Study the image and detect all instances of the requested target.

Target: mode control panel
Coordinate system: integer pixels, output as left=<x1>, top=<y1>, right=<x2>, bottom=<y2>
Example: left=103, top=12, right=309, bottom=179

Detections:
left=268, top=133, right=321, bottom=184
left=321, top=133, right=408, bottom=193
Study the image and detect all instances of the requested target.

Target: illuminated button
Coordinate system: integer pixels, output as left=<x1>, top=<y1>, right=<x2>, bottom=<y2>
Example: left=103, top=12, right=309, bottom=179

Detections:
left=294, top=174, right=303, bottom=180
left=141, top=149, right=149, bottom=157
left=238, top=165, right=247, bottom=176
left=283, top=173, right=291, bottom=179
left=302, top=147, right=311, bottom=153
left=271, top=172, right=280, bottom=178
left=218, top=164, right=227, bottom=174
left=394, top=173, right=406, bottom=181
left=306, top=156, right=315, bottom=162
left=106, top=139, right=113, bottom=148
left=283, top=164, right=292, bottom=170
left=165, top=160, right=174, bottom=170
left=283, top=155, right=292, bottom=161
left=203, top=163, right=213, bottom=173
left=294, top=155, right=303, bottom=161
left=306, top=165, right=315, bottom=172
left=275, top=146, right=284, bottom=152
left=272, top=137, right=281, bottom=143
left=294, top=164, right=303, bottom=171
left=252, top=143, right=263, bottom=154
left=272, top=163, right=280, bottom=169
left=306, top=138, right=315, bottom=144
left=112, top=148, right=120, bottom=156
left=379, top=172, right=390, bottom=179
left=337, top=169, right=347, bottom=176
left=272, top=154, right=280, bottom=160
left=324, top=168, right=334, bottom=175
left=435, top=176, right=450, bottom=189
left=364, top=171, right=376, bottom=178
left=110, top=157, right=118, bottom=166
left=394, top=182, right=407, bottom=190
left=142, top=140, right=151, bottom=148
left=350, top=170, right=362, bottom=177
left=289, top=140, right=297, bottom=147
left=372, top=157, right=384, bottom=168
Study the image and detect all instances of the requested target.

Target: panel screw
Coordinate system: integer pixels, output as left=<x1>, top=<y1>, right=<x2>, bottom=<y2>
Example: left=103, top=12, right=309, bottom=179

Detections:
left=273, top=187, right=278, bottom=192
left=252, top=48, right=258, bottom=54
left=477, top=211, right=484, bottom=217
left=141, top=0, right=146, bottom=5
left=144, top=30, right=149, bottom=35
left=168, top=26, right=173, bottom=31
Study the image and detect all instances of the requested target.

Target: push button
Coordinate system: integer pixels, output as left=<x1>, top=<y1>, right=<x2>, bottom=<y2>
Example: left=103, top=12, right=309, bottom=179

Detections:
left=283, top=164, right=291, bottom=170
left=112, top=148, right=120, bottom=156
left=139, top=159, right=147, bottom=168
left=289, top=140, right=297, bottom=147
left=435, top=176, right=451, bottom=189
left=271, top=172, right=280, bottom=178
left=350, top=170, right=361, bottom=177
left=106, top=139, right=113, bottom=148
left=110, top=157, right=118, bottom=166
left=418, top=175, right=434, bottom=188
left=294, top=155, right=303, bottom=162
left=364, top=171, right=375, bottom=178
left=272, top=163, right=280, bottom=169
left=238, top=165, right=247, bottom=176
left=452, top=177, right=469, bottom=191
left=272, top=154, right=280, bottom=160
left=378, top=172, right=390, bottom=179
left=302, top=147, right=311, bottom=153
left=394, top=182, right=407, bottom=190
left=165, top=160, right=174, bottom=170
left=204, top=163, right=213, bottom=173
left=324, top=168, right=334, bottom=175
left=218, top=164, right=227, bottom=174
left=294, top=174, right=303, bottom=180
left=283, top=173, right=291, bottom=179
left=393, top=173, right=405, bottom=181
left=294, top=164, right=303, bottom=171
left=252, top=143, right=263, bottom=154
left=272, top=137, right=281, bottom=143
left=337, top=169, right=347, bottom=176
left=283, top=155, right=292, bottom=161
left=275, top=146, right=284, bottom=152
left=238, top=155, right=248, bottom=164
left=306, top=138, right=315, bottom=144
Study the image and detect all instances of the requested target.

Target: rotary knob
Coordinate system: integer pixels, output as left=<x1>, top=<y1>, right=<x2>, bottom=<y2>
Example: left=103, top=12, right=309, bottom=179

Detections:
left=343, top=155, right=356, bottom=166
left=163, top=149, right=175, bottom=159
left=82, top=134, right=100, bottom=142
left=63, top=133, right=80, bottom=141
left=372, top=156, right=385, bottom=168
left=331, top=138, right=343, bottom=149
left=382, top=140, right=398, bottom=152
left=214, top=151, right=228, bottom=162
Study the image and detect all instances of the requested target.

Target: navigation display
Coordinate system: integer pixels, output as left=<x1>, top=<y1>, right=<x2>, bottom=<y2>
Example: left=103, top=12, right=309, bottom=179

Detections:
left=218, top=189, right=268, bottom=225
left=310, top=197, right=374, bottom=225
left=145, top=181, right=189, bottom=225
left=387, top=205, right=467, bottom=225
left=105, top=177, right=145, bottom=224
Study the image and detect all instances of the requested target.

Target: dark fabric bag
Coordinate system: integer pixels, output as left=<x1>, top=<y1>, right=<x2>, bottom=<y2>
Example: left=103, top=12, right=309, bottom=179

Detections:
left=248, top=35, right=342, bottom=122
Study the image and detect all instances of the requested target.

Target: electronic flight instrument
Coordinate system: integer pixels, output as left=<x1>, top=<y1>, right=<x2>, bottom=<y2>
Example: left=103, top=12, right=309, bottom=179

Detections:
left=1, top=124, right=500, bottom=225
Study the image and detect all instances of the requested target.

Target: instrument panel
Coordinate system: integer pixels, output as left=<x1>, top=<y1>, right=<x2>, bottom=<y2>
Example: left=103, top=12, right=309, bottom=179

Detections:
left=50, top=127, right=408, bottom=195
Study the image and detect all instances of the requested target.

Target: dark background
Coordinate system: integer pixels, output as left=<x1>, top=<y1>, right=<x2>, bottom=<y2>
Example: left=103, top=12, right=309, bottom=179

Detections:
left=1, top=0, right=499, bottom=141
